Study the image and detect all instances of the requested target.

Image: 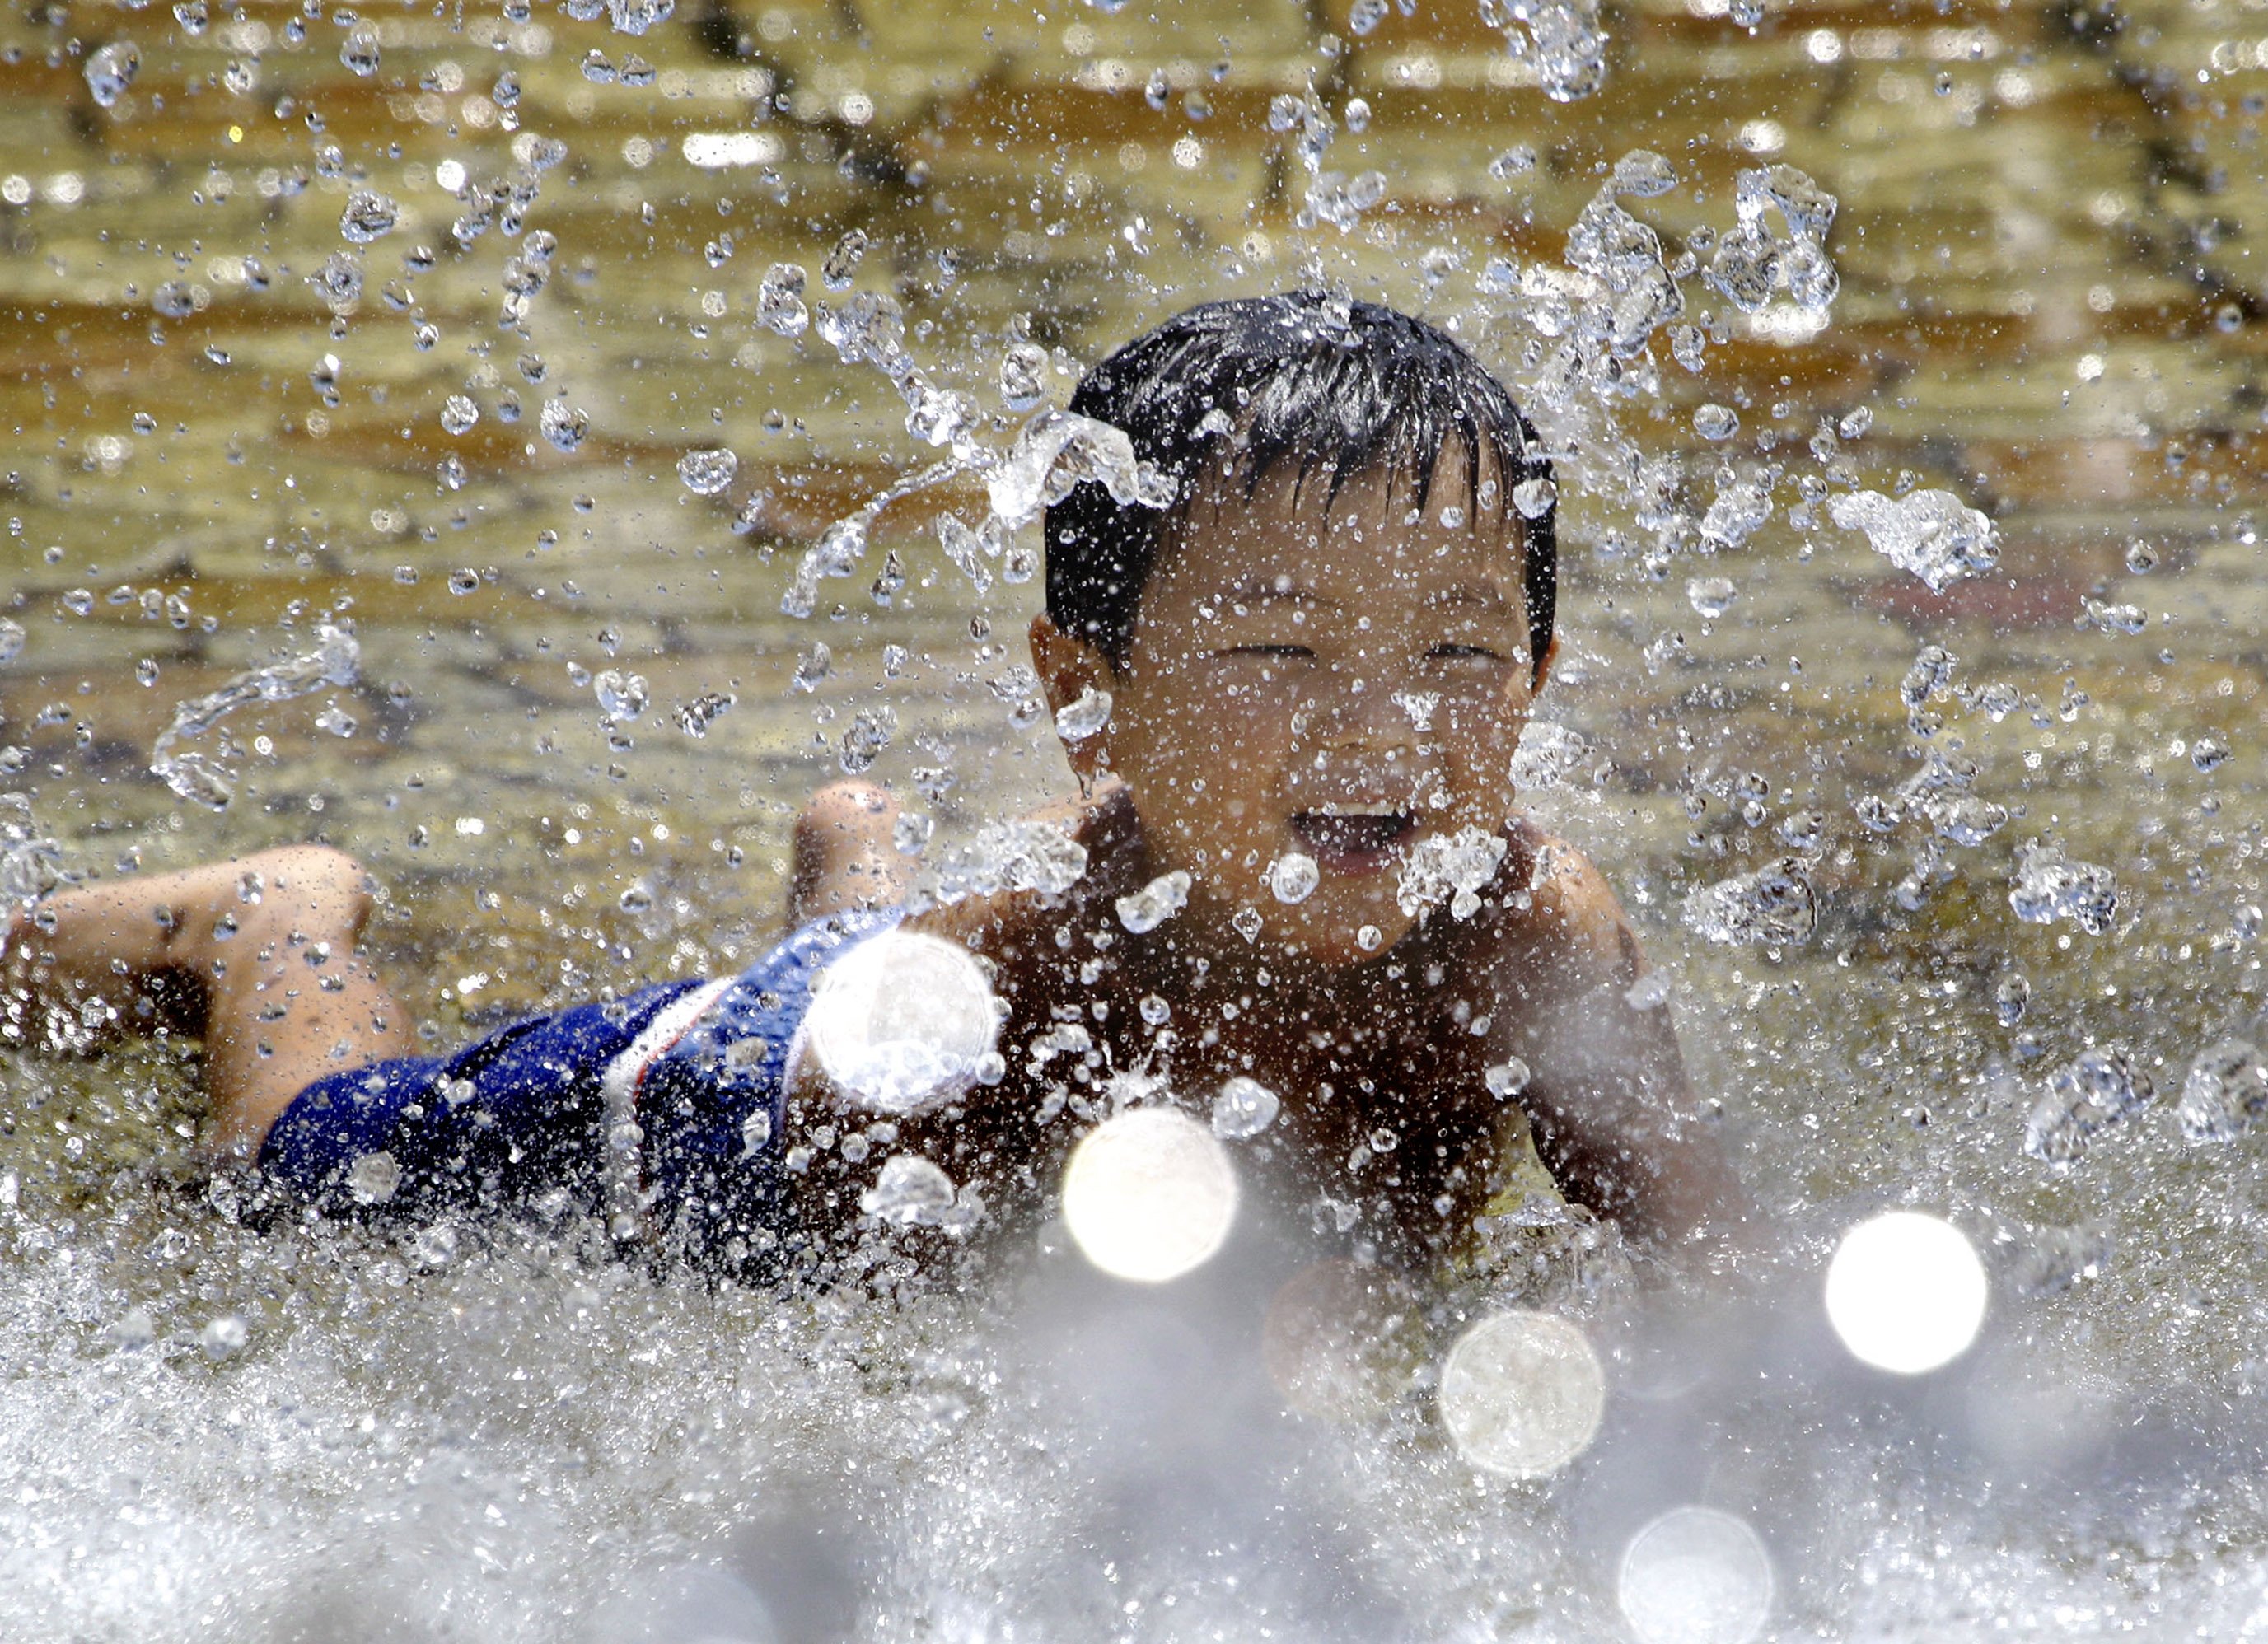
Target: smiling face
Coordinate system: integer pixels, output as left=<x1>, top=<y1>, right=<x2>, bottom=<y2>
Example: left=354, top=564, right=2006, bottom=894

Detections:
left=1035, top=448, right=1554, bottom=969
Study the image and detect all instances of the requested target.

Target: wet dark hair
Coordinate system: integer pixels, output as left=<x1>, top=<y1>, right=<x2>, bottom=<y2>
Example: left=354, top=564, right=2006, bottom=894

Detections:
left=1045, top=292, right=1556, bottom=681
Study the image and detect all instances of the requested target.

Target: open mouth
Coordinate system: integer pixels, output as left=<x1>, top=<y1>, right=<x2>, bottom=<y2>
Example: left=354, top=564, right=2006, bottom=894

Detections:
left=1289, top=806, right=1417, bottom=875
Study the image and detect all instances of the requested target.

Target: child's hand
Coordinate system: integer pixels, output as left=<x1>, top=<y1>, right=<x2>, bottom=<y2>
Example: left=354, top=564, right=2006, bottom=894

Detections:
left=1471, top=832, right=1748, bottom=1245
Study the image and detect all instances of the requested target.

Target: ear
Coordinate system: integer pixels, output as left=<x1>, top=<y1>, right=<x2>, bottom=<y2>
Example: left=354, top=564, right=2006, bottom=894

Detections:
left=1028, top=612, right=1117, bottom=784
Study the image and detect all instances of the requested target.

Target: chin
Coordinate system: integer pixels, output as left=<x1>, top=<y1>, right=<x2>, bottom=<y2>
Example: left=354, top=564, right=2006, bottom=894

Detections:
left=1267, top=910, right=1413, bottom=971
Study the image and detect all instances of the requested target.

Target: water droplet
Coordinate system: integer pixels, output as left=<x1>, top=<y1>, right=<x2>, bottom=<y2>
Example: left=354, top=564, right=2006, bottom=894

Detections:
left=2177, top=1039, right=2268, bottom=1143
left=673, top=691, right=733, bottom=737
left=306, top=251, right=365, bottom=312
left=1052, top=684, right=1112, bottom=742
left=199, top=1315, right=250, bottom=1361
left=84, top=40, right=139, bottom=107
left=1686, top=576, right=1738, bottom=618
left=339, top=26, right=381, bottom=75
left=2008, top=841, right=2118, bottom=933
left=757, top=264, right=809, bottom=336
left=172, top=0, right=208, bottom=34
left=1063, top=1108, right=1238, bottom=1282
left=346, top=1150, right=401, bottom=1206
left=1485, top=1058, right=1531, bottom=1098
left=1682, top=858, right=1817, bottom=946
left=1693, top=402, right=1740, bottom=441
left=677, top=447, right=738, bottom=495
left=1398, top=826, right=1508, bottom=921
left=594, top=670, right=648, bottom=722
left=1115, top=870, right=1191, bottom=934
left=1000, top=339, right=1049, bottom=412
left=1823, top=1212, right=1986, bottom=1373
left=439, top=395, right=479, bottom=437
left=0, top=620, right=24, bottom=664
left=2022, top=1046, right=2152, bottom=1165
left=1994, top=974, right=2029, bottom=1026
left=339, top=189, right=398, bottom=245
left=840, top=705, right=895, bottom=773
left=1211, top=1075, right=1280, bottom=1139
left=539, top=398, right=589, bottom=453
left=1616, top=1507, right=1775, bottom=1644
left=1265, top=852, right=1319, bottom=904
left=1828, top=488, right=1998, bottom=592
left=606, top=0, right=674, bottom=33
left=1513, top=476, right=1557, bottom=520
left=860, top=1154, right=961, bottom=1226
left=792, top=642, right=831, bottom=692
left=807, top=931, right=1000, bottom=1116
left=821, top=227, right=869, bottom=292
left=2191, top=734, right=2229, bottom=773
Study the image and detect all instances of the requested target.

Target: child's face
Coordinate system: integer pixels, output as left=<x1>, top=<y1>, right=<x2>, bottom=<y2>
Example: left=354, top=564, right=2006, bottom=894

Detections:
left=1069, top=451, right=1550, bottom=969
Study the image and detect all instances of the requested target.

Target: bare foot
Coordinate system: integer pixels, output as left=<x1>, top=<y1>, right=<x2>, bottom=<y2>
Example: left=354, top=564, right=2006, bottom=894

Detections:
left=791, top=779, right=910, bottom=923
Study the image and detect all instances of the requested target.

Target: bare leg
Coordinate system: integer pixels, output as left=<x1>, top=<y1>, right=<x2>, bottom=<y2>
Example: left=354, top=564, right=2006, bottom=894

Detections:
left=790, top=778, right=910, bottom=923
left=1, top=844, right=416, bottom=1161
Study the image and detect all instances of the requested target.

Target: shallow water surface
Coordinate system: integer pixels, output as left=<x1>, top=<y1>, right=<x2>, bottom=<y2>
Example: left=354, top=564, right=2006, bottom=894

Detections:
left=3, top=0, right=2268, bottom=1637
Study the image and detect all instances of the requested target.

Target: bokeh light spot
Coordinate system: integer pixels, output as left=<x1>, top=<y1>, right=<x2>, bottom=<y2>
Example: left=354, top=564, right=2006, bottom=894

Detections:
left=1823, top=1210, right=1988, bottom=1375
left=1436, top=1309, right=1605, bottom=1478
left=1061, top=1107, right=1237, bottom=1284
left=1617, top=1506, right=1775, bottom=1644
left=806, top=930, right=998, bottom=1116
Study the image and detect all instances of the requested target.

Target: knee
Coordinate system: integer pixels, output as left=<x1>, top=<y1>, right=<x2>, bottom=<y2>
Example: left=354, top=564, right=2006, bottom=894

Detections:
left=252, top=845, right=381, bottom=941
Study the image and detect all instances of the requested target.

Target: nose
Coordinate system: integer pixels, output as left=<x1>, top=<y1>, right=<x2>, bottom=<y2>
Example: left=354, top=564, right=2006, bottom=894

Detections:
left=1299, top=664, right=1424, bottom=745
left=1290, top=678, right=1434, bottom=801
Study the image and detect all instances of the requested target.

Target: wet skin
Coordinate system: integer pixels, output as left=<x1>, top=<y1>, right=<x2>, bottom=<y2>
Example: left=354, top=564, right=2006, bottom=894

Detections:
left=841, top=456, right=1747, bottom=1258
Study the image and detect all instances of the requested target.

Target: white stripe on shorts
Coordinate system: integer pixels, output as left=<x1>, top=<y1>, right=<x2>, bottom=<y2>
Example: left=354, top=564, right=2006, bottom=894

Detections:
left=596, top=977, right=732, bottom=1240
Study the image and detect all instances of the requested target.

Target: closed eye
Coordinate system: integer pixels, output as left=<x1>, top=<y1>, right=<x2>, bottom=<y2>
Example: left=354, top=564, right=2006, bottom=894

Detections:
left=1428, top=643, right=1507, bottom=663
left=1220, top=644, right=1315, bottom=659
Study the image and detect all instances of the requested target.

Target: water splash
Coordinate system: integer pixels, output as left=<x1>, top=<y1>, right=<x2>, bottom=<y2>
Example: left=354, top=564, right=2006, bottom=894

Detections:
left=2008, top=842, right=2120, bottom=934
left=148, top=624, right=360, bottom=810
left=2023, top=1047, right=2153, bottom=1165
left=1682, top=858, right=1818, bottom=946
left=1398, top=827, right=1511, bottom=920
left=1481, top=0, right=1609, bottom=102
left=1829, top=488, right=1999, bottom=592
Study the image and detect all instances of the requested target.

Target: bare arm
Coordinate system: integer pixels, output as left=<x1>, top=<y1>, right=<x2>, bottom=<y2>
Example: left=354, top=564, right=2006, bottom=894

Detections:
left=1481, top=834, right=1747, bottom=1245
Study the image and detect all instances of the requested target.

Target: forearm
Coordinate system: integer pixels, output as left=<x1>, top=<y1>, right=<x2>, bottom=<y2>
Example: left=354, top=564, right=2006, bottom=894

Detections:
left=1513, top=999, right=1747, bottom=1243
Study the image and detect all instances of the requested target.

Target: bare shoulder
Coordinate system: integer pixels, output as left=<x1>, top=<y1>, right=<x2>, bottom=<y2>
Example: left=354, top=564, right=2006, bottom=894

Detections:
left=902, top=778, right=1146, bottom=960
left=1494, top=823, right=1648, bottom=992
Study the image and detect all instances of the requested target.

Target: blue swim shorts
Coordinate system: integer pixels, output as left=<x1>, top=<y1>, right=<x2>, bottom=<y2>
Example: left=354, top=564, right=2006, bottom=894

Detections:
left=258, top=908, right=900, bottom=1269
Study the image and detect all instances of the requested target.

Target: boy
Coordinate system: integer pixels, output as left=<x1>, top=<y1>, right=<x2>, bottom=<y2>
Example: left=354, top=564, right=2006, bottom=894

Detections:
left=1, top=294, right=1741, bottom=1281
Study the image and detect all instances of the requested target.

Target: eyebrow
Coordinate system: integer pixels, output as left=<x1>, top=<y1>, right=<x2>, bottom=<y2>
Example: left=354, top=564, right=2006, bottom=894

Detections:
left=1426, top=584, right=1511, bottom=609
left=1208, top=581, right=1344, bottom=609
